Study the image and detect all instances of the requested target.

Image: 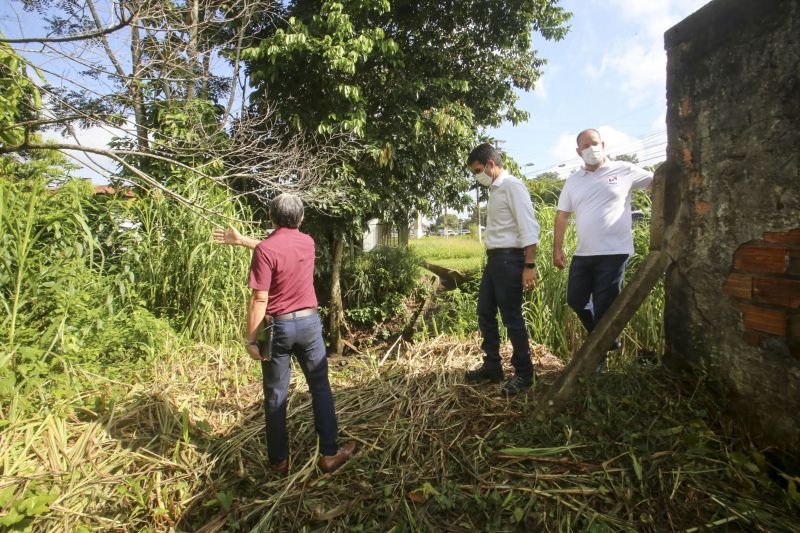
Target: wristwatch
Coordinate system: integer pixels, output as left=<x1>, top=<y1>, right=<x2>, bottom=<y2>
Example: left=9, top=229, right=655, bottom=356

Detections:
left=246, top=340, right=259, bottom=347
left=524, top=262, right=536, bottom=269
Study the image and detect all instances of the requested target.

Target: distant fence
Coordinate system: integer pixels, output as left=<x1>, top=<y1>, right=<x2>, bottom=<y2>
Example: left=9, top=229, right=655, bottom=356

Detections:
left=363, top=220, right=409, bottom=251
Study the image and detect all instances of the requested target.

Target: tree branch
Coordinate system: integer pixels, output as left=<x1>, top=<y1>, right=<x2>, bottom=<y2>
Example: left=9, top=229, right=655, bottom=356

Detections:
left=0, top=15, right=134, bottom=44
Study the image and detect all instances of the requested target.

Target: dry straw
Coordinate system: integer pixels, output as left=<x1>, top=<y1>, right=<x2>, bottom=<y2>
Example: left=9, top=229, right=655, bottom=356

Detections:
left=1, top=336, right=797, bottom=531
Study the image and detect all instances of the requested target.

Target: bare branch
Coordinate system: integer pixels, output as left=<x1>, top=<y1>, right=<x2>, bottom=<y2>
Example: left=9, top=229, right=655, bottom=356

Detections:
left=0, top=15, right=134, bottom=44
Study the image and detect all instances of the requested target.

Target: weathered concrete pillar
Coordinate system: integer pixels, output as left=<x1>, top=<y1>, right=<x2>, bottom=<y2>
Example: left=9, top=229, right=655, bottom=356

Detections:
left=663, top=0, right=800, bottom=450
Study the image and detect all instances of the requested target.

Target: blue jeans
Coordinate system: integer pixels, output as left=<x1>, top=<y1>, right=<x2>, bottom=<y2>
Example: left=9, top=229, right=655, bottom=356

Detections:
left=567, top=254, right=629, bottom=333
left=477, top=251, right=533, bottom=379
left=260, top=314, right=338, bottom=464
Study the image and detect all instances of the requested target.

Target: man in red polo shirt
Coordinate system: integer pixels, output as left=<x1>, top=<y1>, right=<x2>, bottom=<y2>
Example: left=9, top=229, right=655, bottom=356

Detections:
left=213, top=193, right=356, bottom=474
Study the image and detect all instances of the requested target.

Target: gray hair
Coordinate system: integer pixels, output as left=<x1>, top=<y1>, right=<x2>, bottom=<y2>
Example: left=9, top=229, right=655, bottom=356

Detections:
left=269, top=193, right=304, bottom=228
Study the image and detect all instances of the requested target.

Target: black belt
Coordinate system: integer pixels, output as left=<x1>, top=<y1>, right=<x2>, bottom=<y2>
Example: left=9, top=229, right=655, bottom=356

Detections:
left=486, top=247, right=524, bottom=256
left=272, top=308, right=318, bottom=321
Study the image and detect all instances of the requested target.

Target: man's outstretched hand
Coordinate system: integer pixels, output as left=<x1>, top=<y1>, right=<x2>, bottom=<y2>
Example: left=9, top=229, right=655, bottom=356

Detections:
left=212, top=225, right=243, bottom=246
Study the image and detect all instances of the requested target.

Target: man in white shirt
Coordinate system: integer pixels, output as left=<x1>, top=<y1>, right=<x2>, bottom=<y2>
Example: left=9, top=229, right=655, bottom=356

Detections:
left=553, top=129, right=653, bottom=370
left=465, top=143, right=540, bottom=395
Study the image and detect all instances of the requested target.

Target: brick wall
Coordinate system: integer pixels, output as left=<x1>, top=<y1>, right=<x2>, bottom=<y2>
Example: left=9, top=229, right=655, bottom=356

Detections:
left=662, top=0, right=800, bottom=450
left=723, top=230, right=800, bottom=358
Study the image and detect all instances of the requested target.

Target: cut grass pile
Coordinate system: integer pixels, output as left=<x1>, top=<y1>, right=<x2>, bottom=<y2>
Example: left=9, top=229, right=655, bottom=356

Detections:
left=410, top=236, right=484, bottom=275
left=2, top=336, right=798, bottom=531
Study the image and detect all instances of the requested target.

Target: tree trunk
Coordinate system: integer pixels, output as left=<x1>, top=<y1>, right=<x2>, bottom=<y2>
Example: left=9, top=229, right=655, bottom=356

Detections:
left=129, top=17, right=150, bottom=156
left=187, top=0, right=199, bottom=100
left=327, top=231, right=345, bottom=355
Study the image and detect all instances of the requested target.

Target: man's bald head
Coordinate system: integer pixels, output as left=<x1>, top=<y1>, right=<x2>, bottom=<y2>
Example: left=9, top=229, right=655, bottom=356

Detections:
left=576, top=128, right=602, bottom=147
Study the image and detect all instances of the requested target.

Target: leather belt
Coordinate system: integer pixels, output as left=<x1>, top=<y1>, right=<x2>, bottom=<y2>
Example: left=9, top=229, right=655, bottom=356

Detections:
left=486, top=247, right=524, bottom=256
left=272, top=308, right=318, bottom=321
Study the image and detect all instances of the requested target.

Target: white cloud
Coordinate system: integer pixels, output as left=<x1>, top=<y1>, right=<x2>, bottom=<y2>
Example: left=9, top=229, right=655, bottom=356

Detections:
left=534, top=74, right=548, bottom=100
left=41, top=123, right=127, bottom=183
left=593, top=0, right=712, bottom=107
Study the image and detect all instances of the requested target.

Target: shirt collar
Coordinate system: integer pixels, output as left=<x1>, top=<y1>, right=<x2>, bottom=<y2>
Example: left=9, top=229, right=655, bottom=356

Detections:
left=490, top=169, right=509, bottom=188
left=269, top=226, right=299, bottom=236
left=581, top=159, right=610, bottom=175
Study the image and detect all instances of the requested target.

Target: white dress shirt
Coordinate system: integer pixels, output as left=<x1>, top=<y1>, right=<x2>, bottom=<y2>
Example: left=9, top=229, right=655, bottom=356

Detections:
left=557, top=160, right=653, bottom=256
left=485, top=170, right=540, bottom=250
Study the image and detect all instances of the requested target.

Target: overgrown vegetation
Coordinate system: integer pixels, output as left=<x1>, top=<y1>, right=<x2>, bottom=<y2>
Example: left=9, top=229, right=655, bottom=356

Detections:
left=341, top=246, right=422, bottom=327
left=0, top=169, right=255, bottom=413
left=2, top=3, right=796, bottom=530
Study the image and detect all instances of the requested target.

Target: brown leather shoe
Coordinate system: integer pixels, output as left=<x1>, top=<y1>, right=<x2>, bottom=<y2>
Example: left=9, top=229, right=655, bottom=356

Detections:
left=270, top=458, right=288, bottom=475
left=318, top=441, right=358, bottom=473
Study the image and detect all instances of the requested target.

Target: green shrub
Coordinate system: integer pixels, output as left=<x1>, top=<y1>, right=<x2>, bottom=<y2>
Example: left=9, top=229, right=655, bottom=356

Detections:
left=341, top=246, right=421, bottom=326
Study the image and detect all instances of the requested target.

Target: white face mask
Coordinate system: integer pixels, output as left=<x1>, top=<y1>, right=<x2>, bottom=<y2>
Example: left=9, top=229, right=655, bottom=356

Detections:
left=581, top=145, right=604, bottom=166
left=475, top=171, right=493, bottom=187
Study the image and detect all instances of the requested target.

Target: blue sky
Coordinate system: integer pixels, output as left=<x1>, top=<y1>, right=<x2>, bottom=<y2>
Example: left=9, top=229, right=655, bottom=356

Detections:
left=1, top=0, right=711, bottom=182
left=490, top=0, right=711, bottom=178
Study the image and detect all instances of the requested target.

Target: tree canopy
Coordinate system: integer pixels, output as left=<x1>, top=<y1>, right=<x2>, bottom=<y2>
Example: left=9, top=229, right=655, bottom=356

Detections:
left=244, top=0, right=571, bottom=221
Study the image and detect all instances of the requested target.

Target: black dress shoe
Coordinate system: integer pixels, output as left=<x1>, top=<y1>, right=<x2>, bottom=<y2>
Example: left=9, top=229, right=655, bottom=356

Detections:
left=465, top=365, right=504, bottom=383
left=500, top=374, right=533, bottom=396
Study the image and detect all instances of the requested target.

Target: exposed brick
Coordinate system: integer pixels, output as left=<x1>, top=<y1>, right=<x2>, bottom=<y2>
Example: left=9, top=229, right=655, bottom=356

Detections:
left=679, top=98, right=691, bottom=118
left=739, top=303, right=787, bottom=336
left=763, top=229, right=800, bottom=246
left=694, top=200, right=711, bottom=215
left=790, top=314, right=800, bottom=342
left=753, top=277, right=800, bottom=308
left=723, top=272, right=752, bottom=299
left=734, top=245, right=788, bottom=273
left=743, top=330, right=761, bottom=347
left=790, top=250, right=800, bottom=275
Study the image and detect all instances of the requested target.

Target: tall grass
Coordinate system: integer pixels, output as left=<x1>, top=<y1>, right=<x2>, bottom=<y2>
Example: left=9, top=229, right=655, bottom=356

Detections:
left=410, top=235, right=485, bottom=274
left=0, top=172, right=255, bottom=413
left=115, top=178, right=256, bottom=341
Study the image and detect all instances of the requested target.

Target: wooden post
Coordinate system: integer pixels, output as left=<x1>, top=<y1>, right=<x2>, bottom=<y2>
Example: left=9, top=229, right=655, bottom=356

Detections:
left=546, top=251, right=669, bottom=403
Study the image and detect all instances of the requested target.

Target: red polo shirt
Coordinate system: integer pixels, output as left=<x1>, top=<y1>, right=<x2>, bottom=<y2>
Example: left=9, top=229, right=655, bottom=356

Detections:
left=248, top=227, right=318, bottom=316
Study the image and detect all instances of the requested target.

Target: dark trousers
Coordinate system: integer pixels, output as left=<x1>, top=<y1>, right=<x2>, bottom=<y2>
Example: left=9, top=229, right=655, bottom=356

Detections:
left=260, top=314, right=337, bottom=464
left=567, top=254, right=629, bottom=333
left=477, top=251, right=533, bottom=379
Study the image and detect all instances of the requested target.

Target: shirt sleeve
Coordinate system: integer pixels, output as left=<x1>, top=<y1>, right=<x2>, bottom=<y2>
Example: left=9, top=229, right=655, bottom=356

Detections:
left=249, top=245, right=274, bottom=291
left=627, top=162, right=654, bottom=189
left=508, top=180, right=540, bottom=247
left=557, top=180, right=573, bottom=212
